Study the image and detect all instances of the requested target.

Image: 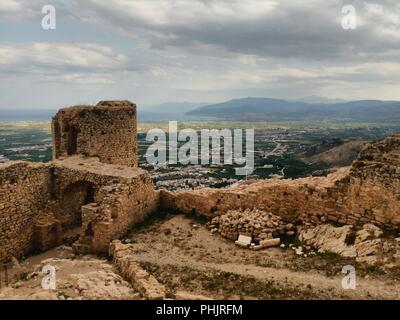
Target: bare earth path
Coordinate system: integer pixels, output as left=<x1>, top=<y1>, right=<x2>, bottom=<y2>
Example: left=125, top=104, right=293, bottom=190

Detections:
left=1, top=214, right=399, bottom=300
left=126, top=214, right=400, bottom=300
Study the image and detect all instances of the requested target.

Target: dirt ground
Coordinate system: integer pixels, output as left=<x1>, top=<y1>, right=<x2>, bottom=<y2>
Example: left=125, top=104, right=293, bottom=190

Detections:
left=124, top=213, right=400, bottom=300
left=0, top=246, right=139, bottom=300
left=1, top=213, right=399, bottom=300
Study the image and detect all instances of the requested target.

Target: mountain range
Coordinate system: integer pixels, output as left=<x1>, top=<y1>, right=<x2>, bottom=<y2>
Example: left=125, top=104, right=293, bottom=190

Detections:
left=2, top=97, right=400, bottom=123
left=138, top=102, right=208, bottom=121
left=186, top=97, right=400, bottom=122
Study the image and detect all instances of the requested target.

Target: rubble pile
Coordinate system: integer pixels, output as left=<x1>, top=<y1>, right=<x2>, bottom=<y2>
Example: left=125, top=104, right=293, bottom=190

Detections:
left=207, top=209, right=297, bottom=243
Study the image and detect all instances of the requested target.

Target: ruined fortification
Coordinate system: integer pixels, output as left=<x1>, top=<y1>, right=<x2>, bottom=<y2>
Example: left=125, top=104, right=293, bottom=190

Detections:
left=0, top=100, right=400, bottom=264
left=0, top=101, right=157, bottom=262
left=52, top=100, right=137, bottom=167
left=160, top=134, right=400, bottom=229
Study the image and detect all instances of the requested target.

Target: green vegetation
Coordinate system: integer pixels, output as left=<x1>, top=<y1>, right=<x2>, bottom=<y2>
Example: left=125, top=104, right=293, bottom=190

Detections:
left=1, top=120, right=399, bottom=182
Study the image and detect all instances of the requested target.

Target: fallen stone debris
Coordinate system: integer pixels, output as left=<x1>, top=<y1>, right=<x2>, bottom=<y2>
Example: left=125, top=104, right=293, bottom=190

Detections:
left=109, top=241, right=166, bottom=300
left=208, top=209, right=296, bottom=240
left=207, top=209, right=295, bottom=250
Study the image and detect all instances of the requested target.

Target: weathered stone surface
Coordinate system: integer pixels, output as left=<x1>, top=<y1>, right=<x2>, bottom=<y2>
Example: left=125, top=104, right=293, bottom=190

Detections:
left=1, top=102, right=400, bottom=269
left=0, top=161, right=52, bottom=261
left=299, top=223, right=392, bottom=264
left=161, top=134, right=400, bottom=230
left=299, top=224, right=358, bottom=258
left=109, top=241, right=166, bottom=300
left=208, top=209, right=295, bottom=243
left=52, top=100, right=137, bottom=167
left=259, top=238, right=281, bottom=248
left=0, top=101, right=158, bottom=262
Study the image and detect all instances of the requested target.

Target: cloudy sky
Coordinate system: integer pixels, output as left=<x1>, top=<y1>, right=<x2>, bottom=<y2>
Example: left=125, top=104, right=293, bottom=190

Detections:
left=0, top=0, right=400, bottom=109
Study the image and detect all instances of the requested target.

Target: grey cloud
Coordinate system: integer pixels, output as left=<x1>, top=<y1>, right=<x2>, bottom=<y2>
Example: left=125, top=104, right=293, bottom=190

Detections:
left=63, top=0, right=400, bottom=63
left=1, top=0, right=400, bottom=107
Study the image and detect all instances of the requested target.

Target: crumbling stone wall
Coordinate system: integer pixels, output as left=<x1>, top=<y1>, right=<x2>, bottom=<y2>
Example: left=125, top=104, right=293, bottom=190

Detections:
left=339, top=134, right=400, bottom=226
left=161, top=135, right=400, bottom=230
left=0, top=158, right=158, bottom=263
left=51, top=157, right=135, bottom=229
left=52, top=100, right=137, bottom=167
left=0, top=100, right=159, bottom=262
left=0, top=162, right=52, bottom=261
left=109, top=241, right=166, bottom=300
left=72, top=169, right=159, bottom=254
left=160, top=169, right=349, bottom=224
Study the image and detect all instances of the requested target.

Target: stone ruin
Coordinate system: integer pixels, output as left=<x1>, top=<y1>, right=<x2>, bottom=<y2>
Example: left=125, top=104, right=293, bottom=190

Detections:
left=162, top=133, right=400, bottom=230
left=0, top=101, right=158, bottom=262
left=1, top=100, right=400, bottom=266
left=52, top=100, right=137, bottom=167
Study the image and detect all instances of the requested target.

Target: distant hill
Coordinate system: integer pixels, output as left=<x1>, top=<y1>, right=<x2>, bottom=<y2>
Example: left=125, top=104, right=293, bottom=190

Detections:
left=305, top=140, right=366, bottom=167
left=187, top=97, right=400, bottom=122
left=293, top=96, right=348, bottom=104
left=138, top=102, right=209, bottom=121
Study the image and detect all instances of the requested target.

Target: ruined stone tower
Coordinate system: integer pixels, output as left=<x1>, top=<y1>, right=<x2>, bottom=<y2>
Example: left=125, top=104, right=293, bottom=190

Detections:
left=52, top=100, right=137, bottom=167
left=0, top=100, right=158, bottom=262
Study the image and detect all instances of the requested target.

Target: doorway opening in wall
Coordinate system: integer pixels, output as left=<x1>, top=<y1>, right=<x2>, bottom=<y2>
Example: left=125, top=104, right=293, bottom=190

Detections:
left=58, top=181, right=96, bottom=243
left=67, top=126, right=78, bottom=155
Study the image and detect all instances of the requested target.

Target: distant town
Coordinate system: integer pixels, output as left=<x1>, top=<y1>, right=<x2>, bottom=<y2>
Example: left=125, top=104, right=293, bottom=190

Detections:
left=2, top=120, right=400, bottom=191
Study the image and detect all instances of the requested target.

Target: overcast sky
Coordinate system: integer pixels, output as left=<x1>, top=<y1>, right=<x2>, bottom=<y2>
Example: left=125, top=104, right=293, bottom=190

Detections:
left=1, top=0, right=400, bottom=109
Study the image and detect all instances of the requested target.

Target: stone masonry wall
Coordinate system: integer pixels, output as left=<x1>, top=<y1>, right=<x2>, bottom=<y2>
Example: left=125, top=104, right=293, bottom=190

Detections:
left=0, top=162, right=52, bottom=262
left=0, top=157, right=159, bottom=262
left=0, top=100, right=156, bottom=262
left=109, top=241, right=166, bottom=300
left=52, top=100, right=137, bottom=167
left=161, top=134, right=400, bottom=230
left=160, top=168, right=351, bottom=224
left=76, top=174, right=159, bottom=253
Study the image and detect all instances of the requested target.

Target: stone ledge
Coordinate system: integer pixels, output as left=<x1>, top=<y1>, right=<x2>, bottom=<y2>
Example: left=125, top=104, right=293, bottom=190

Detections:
left=109, top=241, right=166, bottom=300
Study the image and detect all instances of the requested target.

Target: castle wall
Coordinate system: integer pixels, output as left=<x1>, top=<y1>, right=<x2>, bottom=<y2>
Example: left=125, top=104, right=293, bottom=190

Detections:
left=160, top=169, right=350, bottom=225
left=161, top=134, right=400, bottom=230
left=0, top=157, right=159, bottom=262
left=0, top=100, right=158, bottom=261
left=52, top=101, right=137, bottom=167
left=85, top=175, right=159, bottom=253
left=50, top=156, right=158, bottom=254
left=0, top=162, right=52, bottom=262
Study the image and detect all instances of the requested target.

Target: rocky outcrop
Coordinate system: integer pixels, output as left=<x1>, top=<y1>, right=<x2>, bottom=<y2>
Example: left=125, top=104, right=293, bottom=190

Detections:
left=299, top=223, right=398, bottom=265
left=1, top=100, right=399, bottom=269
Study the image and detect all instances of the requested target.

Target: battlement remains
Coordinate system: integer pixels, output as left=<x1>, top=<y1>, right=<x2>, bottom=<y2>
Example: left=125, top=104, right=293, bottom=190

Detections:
left=52, top=100, right=137, bottom=167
